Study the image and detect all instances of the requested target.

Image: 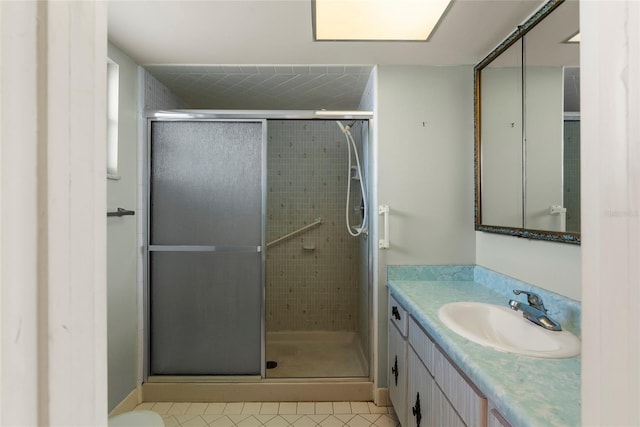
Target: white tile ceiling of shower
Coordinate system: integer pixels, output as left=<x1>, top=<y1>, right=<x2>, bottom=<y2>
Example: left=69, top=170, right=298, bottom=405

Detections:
left=143, top=65, right=374, bottom=110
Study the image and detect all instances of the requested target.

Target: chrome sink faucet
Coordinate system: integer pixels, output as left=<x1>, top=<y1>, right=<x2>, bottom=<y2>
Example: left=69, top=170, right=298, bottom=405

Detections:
left=509, top=290, right=562, bottom=331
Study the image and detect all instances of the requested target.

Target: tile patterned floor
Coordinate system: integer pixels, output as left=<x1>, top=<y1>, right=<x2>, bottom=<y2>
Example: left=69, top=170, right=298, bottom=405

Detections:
left=134, top=402, right=399, bottom=427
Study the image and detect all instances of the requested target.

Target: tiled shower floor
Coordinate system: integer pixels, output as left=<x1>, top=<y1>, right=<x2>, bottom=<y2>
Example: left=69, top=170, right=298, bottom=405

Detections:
left=133, top=401, right=399, bottom=427
left=265, top=332, right=368, bottom=378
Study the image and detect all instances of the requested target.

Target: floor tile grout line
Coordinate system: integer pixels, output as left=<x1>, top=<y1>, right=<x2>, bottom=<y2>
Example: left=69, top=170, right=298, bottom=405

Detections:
left=156, top=414, right=399, bottom=427
left=133, top=402, right=396, bottom=424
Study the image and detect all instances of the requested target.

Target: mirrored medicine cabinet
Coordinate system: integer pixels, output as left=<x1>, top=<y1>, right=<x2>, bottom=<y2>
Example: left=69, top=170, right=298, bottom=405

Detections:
left=474, top=0, right=580, bottom=244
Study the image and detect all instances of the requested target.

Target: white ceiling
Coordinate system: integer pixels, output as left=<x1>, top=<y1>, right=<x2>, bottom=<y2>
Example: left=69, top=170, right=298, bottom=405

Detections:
left=108, top=0, right=546, bottom=109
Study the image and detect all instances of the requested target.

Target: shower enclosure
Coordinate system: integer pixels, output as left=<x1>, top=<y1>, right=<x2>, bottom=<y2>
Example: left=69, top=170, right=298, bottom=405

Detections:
left=145, top=112, right=370, bottom=380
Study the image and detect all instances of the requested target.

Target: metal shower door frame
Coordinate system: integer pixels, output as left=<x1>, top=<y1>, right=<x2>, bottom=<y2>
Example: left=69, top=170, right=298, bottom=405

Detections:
left=143, top=116, right=268, bottom=380
left=141, top=109, right=375, bottom=383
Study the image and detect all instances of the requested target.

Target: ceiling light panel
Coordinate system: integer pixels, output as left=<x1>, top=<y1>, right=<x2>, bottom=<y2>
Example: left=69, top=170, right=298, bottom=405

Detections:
left=314, top=0, right=452, bottom=41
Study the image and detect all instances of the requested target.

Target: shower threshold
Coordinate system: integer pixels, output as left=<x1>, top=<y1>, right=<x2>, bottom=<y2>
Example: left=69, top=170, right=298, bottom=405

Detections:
left=144, top=329, right=372, bottom=402
left=141, top=380, right=374, bottom=403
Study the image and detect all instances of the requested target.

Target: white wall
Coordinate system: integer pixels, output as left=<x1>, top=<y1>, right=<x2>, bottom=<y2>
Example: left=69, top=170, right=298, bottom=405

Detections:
left=375, top=65, right=476, bottom=387
left=106, top=43, right=139, bottom=412
left=581, top=1, right=640, bottom=424
left=1, top=1, right=108, bottom=425
left=476, top=232, right=581, bottom=300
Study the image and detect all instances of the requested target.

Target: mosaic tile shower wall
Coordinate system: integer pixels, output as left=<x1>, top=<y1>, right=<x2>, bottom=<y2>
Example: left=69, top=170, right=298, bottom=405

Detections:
left=266, top=120, right=365, bottom=332
left=144, top=69, right=189, bottom=110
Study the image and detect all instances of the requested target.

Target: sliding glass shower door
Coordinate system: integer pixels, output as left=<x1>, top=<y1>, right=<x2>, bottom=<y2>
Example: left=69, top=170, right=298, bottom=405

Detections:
left=148, top=120, right=265, bottom=376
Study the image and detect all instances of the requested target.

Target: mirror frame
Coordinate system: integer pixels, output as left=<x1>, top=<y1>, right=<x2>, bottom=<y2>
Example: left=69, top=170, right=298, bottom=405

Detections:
left=474, top=0, right=580, bottom=245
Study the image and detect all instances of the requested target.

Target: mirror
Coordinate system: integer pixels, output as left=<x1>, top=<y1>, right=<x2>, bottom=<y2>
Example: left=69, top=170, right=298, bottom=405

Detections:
left=479, top=38, right=523, bottom=229
left=475, top=0, right=580, bottom=244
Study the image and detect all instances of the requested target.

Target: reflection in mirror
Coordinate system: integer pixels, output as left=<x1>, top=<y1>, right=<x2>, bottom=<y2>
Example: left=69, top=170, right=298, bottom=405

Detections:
left=563, top=81, right=580, bottom=233
left=475, top=0, right=580, bottom=244
left=524, top=0, right=580, bottom=233
left=480, top=39, right=523, bottom=228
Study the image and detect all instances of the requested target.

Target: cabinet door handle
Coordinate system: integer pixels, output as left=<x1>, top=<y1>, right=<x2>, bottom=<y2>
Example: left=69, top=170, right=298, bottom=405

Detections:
left=412, top=392, right=422, bottom=427
left=391, top=355, right=398, bottom=386
left=391, top=306, right=401, bottom=320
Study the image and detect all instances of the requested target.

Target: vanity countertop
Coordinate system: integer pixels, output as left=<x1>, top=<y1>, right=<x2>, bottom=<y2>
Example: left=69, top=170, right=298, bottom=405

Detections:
left=388, top=277, right=580, bottom=427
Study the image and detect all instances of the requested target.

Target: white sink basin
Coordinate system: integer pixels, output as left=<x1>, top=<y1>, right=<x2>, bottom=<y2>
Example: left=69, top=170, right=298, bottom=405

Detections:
left=438, top=302, right=580, bottom=358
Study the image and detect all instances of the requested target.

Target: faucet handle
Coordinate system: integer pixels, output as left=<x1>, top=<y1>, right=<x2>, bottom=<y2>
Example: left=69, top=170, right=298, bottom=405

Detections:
left=513, top=289, right=545, bottom=311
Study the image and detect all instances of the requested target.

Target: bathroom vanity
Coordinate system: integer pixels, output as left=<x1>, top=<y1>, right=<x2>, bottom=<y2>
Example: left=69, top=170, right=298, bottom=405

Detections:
left=387, top=265, right=581, bottom=427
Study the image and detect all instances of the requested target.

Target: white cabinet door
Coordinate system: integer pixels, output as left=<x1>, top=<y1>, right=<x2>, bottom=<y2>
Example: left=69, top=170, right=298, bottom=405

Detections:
left=407, top=347, right=464, bottom=427
left=389, top=322, right=407, bottom=426
left=431, top=383, right=466, bottom=427
left=434, top=348, right=487, bottom=426
left=406, top=347, right=432, bottom=427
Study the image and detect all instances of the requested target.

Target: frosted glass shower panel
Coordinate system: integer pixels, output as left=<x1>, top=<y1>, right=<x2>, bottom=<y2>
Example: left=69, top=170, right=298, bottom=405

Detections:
left=150, top=121, right=263, bottom=246
left=150, top=251, right=261, bottom=375
left=148, top=119, right=264, bottom=376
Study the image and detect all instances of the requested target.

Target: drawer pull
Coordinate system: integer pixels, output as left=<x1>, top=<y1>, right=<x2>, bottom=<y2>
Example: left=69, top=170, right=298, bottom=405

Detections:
left=391, top=355, right=399, bottom=385
left=412, top=392, right=422, bottom=427
left=391, top=306, right=401, bottom=320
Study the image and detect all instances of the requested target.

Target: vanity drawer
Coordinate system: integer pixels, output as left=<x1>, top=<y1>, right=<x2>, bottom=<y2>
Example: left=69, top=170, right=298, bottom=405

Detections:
left=408, top=317, right=436, bottom=376
left=434, top=346, right=487, bottom=427
left=389, top=294, right=408, bottom=337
